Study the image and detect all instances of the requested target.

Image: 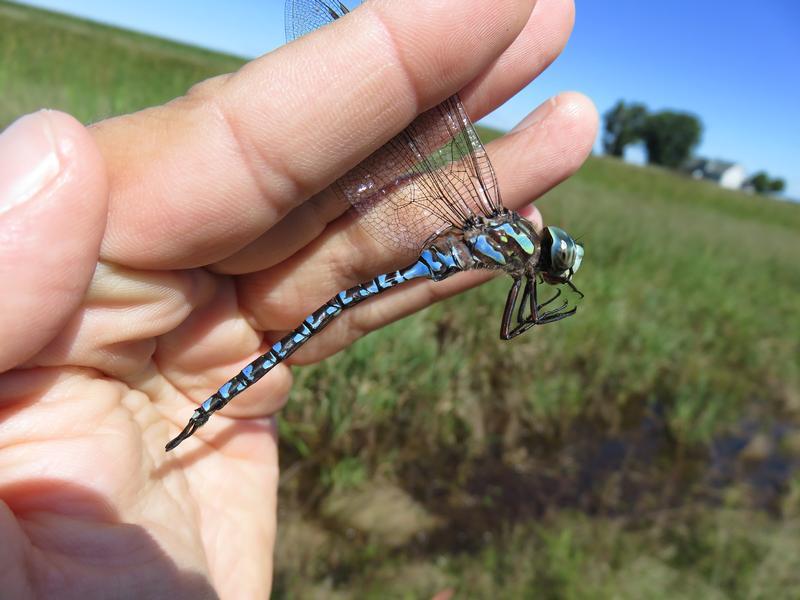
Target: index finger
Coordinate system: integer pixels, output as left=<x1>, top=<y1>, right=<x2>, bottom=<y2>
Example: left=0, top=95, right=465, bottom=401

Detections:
left=92, top=0, right=536, bottom=269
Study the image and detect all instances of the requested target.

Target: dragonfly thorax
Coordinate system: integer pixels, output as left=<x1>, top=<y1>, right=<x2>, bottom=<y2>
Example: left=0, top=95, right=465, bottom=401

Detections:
left=433, top=214, right=583, bottom=284
left=460, top=211, right=541, bottom=275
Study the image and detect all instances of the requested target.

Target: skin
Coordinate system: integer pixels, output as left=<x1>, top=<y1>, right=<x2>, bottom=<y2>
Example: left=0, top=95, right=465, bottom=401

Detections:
left=0, top=0, right=597, bottom=597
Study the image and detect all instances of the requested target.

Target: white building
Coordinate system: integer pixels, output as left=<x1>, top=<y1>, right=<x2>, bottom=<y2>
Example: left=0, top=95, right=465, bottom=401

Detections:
left=685, top=158, right=748, bottom=190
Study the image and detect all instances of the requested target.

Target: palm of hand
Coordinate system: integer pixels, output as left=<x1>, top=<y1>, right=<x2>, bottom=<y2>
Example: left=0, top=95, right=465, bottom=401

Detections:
left=1, top=267, right=283, bottom=598
left=0, top=0, right=596, bottom=597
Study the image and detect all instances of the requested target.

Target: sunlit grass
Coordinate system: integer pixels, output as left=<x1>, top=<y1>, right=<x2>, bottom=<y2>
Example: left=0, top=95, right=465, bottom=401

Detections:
left=0, top=0, right=243, bottom=126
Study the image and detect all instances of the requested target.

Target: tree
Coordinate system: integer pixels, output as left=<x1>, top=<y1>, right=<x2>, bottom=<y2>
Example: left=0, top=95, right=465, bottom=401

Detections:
left=640, top=111, right=703, bottom=169
left=769, top=178, right=785, bottom=193
left=602, top=100, right=648, bottom=157
left=749, top=171, right=771, bottom=193
left=748, top=171, right=785, bottom=195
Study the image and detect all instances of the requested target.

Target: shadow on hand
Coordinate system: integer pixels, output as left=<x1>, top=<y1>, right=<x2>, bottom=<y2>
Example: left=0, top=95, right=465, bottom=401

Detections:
left=0, top=479, right=218, bottom=599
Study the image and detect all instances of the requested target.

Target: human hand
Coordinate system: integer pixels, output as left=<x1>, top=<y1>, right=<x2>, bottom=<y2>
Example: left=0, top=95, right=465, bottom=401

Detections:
left=0, top=0, right=596, bottom=597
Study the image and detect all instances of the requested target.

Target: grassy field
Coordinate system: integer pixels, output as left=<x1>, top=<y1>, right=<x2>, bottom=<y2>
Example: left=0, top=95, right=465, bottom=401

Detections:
left=3, top=1, right=800, bottom=597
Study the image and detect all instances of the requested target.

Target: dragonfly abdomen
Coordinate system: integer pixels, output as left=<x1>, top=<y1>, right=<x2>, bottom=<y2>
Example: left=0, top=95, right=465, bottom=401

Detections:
left=165, top=252, right=462, bottom=450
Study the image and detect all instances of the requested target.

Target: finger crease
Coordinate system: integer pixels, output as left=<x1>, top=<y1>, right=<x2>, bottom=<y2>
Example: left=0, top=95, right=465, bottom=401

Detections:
left=210, top=96, right=306, bottom=222
left=365, top=6, right=423, bottom=118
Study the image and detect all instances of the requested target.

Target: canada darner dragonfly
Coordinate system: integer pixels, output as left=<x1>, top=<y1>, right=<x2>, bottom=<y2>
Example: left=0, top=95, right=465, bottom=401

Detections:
left=165, top=0, right=584, bottom=451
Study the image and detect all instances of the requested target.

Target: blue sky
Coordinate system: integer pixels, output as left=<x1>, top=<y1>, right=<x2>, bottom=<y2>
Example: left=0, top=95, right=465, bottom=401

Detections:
left=17, top=0, right=800, bottom=199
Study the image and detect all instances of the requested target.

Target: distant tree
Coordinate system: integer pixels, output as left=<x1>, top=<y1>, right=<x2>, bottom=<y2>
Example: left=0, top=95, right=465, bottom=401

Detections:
left=748, top=171, right=786, bottom=195
left=769, top=178, right=786, bottom=193
left=749, top=171, right=771, bottom=193
left=602, top=100, right=648, bottom=157
left=640, top=111, right=702, bottom=169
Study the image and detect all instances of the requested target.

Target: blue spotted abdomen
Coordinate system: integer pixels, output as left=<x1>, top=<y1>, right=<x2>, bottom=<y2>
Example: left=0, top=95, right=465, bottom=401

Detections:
left=198, top=255, right=450, bottom=416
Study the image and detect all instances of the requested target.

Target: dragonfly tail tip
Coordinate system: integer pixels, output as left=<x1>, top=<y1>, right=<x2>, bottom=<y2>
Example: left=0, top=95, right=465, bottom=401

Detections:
left=164, top=437, right=181, bottom=452
left=164, top=419, right=199, bottom=452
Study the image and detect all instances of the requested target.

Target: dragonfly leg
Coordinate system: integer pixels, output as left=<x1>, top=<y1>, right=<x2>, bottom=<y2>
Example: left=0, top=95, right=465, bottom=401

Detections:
left=536, top=287, right=563, bottom=312
left=500, top=278, right=578, bottom=340
left=500, top=278, right=524, bottom=340
left=537, top=307, right=577, bottom=324
left=501, top=276, right=537, bottom=339
left=532, top=278, right=577, bottom=324
left=516, top=277, right=533, bottom=324
left=538, top=299, right=570, bottom=320
left=517, top=276, right=565, bottom=324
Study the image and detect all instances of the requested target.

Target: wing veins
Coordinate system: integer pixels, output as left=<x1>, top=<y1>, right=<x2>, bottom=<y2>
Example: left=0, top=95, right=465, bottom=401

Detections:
left=285, top=1, right=505, bottom=250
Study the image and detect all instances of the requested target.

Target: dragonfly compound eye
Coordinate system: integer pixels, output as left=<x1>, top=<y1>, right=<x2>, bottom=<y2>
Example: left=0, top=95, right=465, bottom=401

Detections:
left=546, top=226, right=577, bottom=272
left=572, top=243, right=584, bottom=274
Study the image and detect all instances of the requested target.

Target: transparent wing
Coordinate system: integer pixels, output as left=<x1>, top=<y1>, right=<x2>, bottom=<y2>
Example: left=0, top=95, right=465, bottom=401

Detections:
left=338, top=96, right=503, bottom=248
left=285, top=0, right=504, bottom=250
left=285, top=0, right=351, bottom=42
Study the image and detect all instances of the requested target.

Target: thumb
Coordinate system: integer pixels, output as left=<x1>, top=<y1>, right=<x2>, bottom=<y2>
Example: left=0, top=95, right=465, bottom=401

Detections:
left=0, top=111, right=108, bottom=372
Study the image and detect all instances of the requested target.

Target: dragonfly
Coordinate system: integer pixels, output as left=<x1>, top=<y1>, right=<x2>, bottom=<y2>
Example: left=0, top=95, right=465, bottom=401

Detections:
left=165, top=0, right=584, bottom=451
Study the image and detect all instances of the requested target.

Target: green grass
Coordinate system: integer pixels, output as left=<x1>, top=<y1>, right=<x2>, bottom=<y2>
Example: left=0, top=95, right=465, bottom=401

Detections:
left=0, top=0, right=243, bottom=126
left=3, top=2, right=800, bottom=597
left=276, top=510, right=800, bottom=598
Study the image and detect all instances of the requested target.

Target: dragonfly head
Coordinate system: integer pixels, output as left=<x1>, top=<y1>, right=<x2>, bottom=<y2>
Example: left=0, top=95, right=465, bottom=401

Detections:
left=538, top=226, right=584, bottom=286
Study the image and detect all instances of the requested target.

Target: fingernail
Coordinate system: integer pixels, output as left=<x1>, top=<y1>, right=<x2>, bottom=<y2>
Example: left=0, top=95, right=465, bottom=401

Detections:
left=510, top=96, right=559, bottom=134
left=0, top=111, right=61, bottom=216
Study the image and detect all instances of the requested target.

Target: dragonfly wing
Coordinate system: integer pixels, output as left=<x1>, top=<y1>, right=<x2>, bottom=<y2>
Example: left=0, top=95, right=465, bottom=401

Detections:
left=285, top=0, right=351, bottom=42
left=338, top=95, right=503, bottom=249
left=285, top=0, right=504, bottom=250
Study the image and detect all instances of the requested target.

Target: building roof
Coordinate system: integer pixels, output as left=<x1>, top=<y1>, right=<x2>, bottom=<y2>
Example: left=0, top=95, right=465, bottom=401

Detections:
left=684, top=158, right=742, bottom=181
